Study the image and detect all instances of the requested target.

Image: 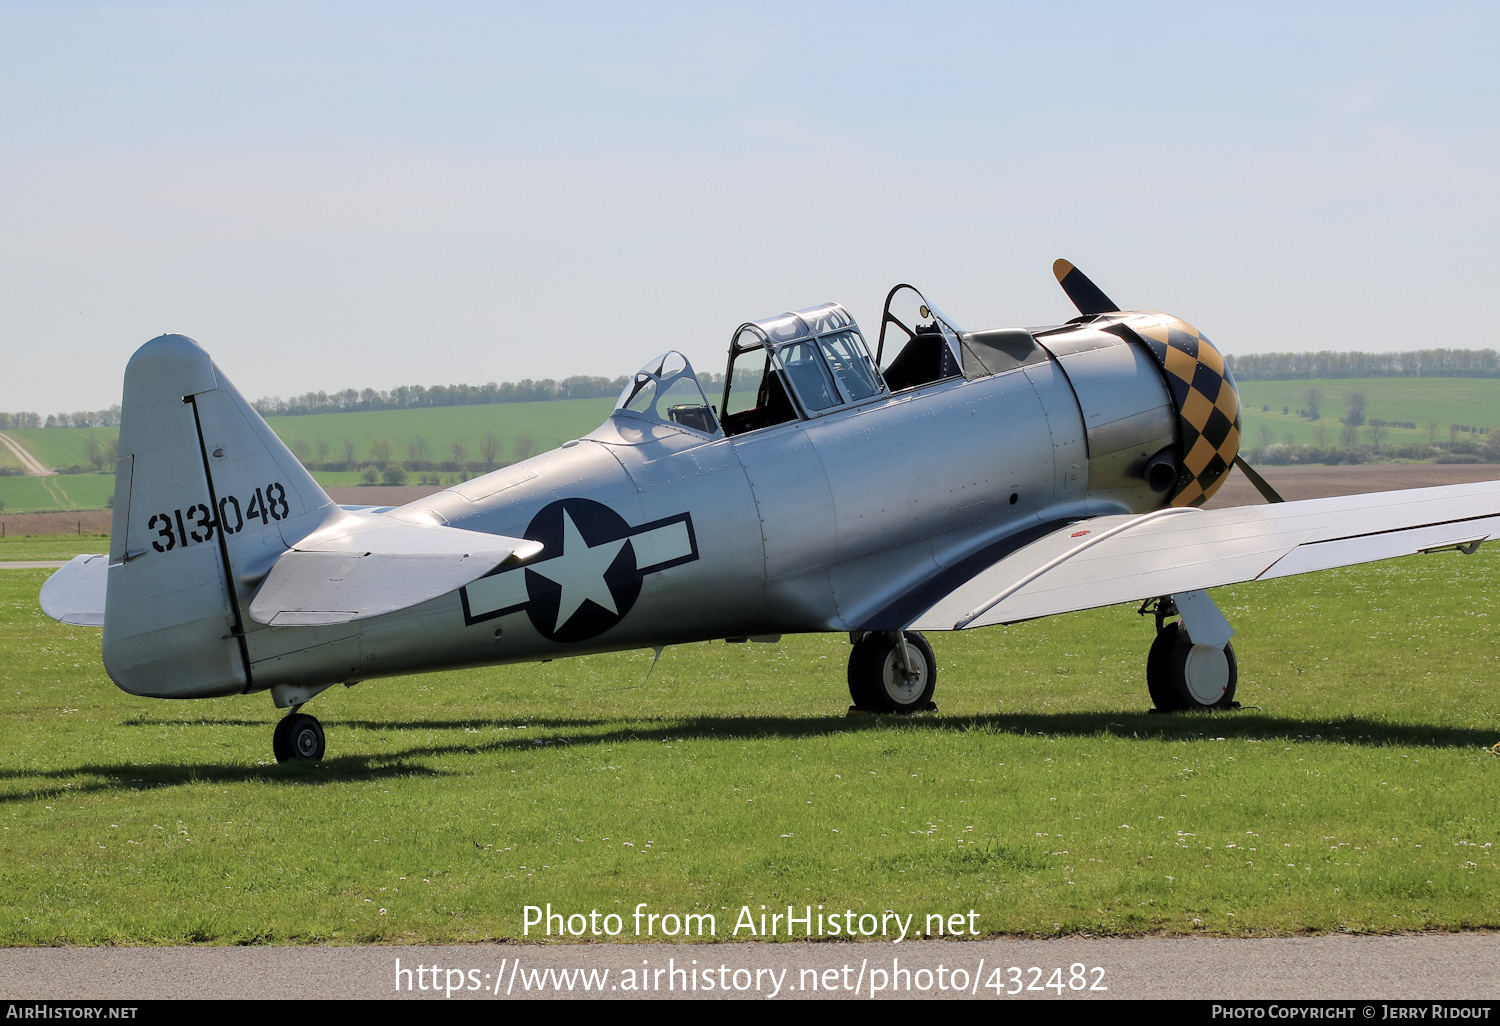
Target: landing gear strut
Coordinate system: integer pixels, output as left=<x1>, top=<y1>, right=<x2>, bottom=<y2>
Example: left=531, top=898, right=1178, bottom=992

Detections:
left=1140, top=593, right=1238, bottom=712
left=272, top=709, right=326, bottom=762
left=848, top=630, right=937, bottom=713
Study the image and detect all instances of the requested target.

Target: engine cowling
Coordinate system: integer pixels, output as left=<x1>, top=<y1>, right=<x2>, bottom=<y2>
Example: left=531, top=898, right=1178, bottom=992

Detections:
left=1031, top=311, right=1242, bottom=510
left=1117, top=313, right=1242, bottom=507
left=1032, top=323, right=1177, bottom=509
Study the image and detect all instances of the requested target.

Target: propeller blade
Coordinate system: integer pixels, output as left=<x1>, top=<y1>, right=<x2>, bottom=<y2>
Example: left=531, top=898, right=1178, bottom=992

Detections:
left=1053, top=259, right=1120, bottom=315
left=1233, top=454, right=1286, bottom=504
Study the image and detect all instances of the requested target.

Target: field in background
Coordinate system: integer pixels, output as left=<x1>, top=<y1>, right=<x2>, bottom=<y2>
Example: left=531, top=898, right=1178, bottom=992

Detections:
left=4, top=427, right=118, bottom=472
left=1236, top=378, right=1499, bottom=449
left=263, top=398, right=617, bottom=468
left=306, top=471, right=372, bottom=487
left=1, top=536, right=1495, bottom=945
left=3, top=377, right=1497, bottom=513
left=0, top=473, right=114, bottom=514
left=6, top=400, right=621, bottom=474
left=0, top=400, right=616, bottom=510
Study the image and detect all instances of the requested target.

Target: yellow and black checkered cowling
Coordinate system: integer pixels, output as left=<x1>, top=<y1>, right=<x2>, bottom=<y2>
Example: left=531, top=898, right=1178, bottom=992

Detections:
left=1120, top=314, right=1241, bottom=507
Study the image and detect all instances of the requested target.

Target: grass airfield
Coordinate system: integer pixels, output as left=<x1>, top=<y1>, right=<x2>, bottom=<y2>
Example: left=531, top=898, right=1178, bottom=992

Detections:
left=0, top=538, right=1496, bottom=946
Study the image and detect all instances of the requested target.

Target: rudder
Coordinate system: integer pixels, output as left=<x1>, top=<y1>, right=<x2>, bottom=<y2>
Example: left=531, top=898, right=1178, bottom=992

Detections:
left=103, top=334, right=338, bottom=698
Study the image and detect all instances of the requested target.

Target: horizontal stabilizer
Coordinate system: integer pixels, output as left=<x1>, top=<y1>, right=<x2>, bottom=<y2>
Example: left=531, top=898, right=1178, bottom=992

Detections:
left=40, top=554, right=108, bottom=626
left=908, top=480, right=1500, bottom=630
left=247, top=513, right=543, bottom=626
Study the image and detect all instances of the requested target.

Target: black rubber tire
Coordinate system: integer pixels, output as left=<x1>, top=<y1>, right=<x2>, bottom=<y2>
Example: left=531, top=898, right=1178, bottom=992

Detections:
left=848, top=631, right=937, bottom=713
left=1146, top=621, right=1237, bottom=712
left=272, top=713, right=326, bottom=762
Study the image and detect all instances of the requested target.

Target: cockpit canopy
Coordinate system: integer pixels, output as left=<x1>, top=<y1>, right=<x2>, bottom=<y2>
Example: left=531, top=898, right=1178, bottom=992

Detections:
left=610, top=287, right=1035, bottom=444
left=720, top=302, right=886, bottom=436
left=613, top=351, right=719, bottom=435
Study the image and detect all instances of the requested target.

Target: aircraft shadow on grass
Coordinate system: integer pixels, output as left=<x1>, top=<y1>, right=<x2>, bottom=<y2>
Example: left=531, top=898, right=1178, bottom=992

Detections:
left=119, top=709, right=1499, bottom=750
left=2, top=711, right=1493, bottom=803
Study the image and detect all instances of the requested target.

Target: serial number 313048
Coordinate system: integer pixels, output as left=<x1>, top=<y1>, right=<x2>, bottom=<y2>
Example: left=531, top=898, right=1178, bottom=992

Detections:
left=147, top=482, right=291, bottom=553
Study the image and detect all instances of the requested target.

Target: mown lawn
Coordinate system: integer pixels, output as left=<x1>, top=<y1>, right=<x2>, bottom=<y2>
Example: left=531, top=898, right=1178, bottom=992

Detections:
left=0, top=534, right=108, bottom=561
left=0, top=539, right=1495, bottom=945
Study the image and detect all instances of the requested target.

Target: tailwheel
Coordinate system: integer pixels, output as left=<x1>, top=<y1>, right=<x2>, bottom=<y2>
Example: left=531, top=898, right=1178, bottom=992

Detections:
left=1146, top=621, right=1237, bottom=712
left=848, top=630, right=937, bottom=714
left=272, top=711, right=326, bottom=762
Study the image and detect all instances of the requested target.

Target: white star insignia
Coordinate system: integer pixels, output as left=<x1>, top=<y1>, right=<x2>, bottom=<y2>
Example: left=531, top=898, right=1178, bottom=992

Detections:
left=530, top=510, right=627, bottom=632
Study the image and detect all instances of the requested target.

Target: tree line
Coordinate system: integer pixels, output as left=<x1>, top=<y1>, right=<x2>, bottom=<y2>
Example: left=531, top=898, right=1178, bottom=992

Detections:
left=0, top=407, right=121, bottom=430
left=1225, top=349, right=1500, bottom=380
left=250, top=371, right=726, bottom=418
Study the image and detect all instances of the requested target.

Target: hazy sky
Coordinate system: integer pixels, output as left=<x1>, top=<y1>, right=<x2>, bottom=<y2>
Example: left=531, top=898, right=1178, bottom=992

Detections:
left=2, top=2, right=1496, bottom=413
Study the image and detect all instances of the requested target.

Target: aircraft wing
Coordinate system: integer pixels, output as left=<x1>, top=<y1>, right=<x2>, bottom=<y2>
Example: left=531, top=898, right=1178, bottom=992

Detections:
left=247, top=514, right=544, bottom=627
left=906, top=480, right=1500, bottom=631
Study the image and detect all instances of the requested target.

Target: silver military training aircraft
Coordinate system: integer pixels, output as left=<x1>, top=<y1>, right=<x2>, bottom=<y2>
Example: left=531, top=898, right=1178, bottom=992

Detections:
left=40, top=260, right=1500, bottom=762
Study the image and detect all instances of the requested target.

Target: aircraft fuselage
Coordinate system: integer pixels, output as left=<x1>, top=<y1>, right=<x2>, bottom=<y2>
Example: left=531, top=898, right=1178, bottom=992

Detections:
left=244, top=311, right=1202, bottom=693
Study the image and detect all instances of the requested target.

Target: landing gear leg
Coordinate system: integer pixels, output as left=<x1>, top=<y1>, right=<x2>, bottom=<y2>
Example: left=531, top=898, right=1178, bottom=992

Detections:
left=1140, top=592, right=1239, bottom=712
left=848, top=630, right=937, bottom=713
left=272, top=706, right=326, bottom=762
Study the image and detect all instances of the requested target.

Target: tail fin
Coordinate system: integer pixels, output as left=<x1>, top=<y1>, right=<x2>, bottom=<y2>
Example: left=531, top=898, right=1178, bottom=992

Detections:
left=103, top=334, right=339, bottom=698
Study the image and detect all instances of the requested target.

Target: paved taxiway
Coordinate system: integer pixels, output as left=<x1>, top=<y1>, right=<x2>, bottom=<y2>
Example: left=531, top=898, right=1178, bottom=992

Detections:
left=2, top=935, right=1497, bottom=1000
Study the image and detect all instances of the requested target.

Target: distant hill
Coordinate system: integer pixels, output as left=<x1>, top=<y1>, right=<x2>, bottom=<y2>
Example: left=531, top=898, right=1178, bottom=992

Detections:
left=1237, top=377, right=1498, bottom=456
left=0, top=396, right=618, bottom=512
left=4, top=396, right=617, bottom=476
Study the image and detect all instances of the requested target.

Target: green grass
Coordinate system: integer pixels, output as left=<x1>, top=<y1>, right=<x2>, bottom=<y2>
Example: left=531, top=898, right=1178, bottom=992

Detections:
left=5, top=428, right=118, bottom=471
left=0, top=541, right=1496, bottom=945
left=0, top=535, right=108, bottom=560
left=308, top=471, right=475, bottom=489
left=309, top=471, right=381, bottom=488
left=260, top=399, right=615, bottom=467
left=7, top=399, right=618, bottom=474
left=0, top=474, right=115, bottom=514
left=1237, top=378, right=1500, bottom=450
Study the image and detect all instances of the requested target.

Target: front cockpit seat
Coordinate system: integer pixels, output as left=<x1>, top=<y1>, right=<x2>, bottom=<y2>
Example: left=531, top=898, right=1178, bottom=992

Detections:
left=883, top=329, right=949, bottom=392
left=754, top=371, right=797, bottom=428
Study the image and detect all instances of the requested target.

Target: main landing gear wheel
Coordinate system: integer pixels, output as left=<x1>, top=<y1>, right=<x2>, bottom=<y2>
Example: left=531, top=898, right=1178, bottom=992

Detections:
left=848, top=631, right=937, bottom=713
left=1146, top=621, right=1237, bottom=712
left=273, top=712, right=326, bottom=762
